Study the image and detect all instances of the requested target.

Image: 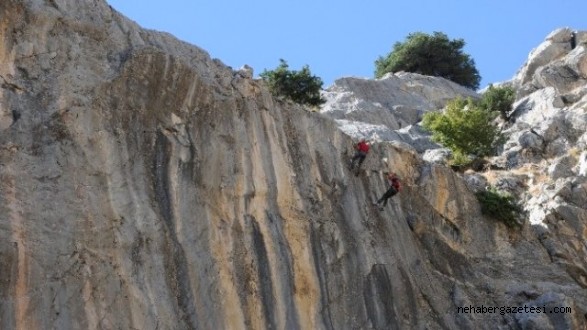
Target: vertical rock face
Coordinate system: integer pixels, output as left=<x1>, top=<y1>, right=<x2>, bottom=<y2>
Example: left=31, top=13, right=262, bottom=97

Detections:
left=0, top=2, right=585, bottom=330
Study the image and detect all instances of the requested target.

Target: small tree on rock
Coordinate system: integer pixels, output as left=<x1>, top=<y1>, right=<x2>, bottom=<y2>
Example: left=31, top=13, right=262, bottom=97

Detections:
left=422, top=97, right=503, bottom=162
left=375, top=31, right=481, bottom=90
left=479, top=84, right=516, bottom=120
left=476, top=187, right=523, bottom=228
left=260, top=59, right=325, bottom=107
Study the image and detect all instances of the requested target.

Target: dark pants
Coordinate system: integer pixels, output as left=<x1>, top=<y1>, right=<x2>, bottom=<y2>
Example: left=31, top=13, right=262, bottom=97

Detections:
left=351, top=151, right=367, bottom=168
left=377, top=186, right=398, bottom=207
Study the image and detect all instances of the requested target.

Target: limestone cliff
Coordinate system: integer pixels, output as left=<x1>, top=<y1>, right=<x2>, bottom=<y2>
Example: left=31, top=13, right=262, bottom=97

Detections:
left=0, top=1, right=586, bottom=330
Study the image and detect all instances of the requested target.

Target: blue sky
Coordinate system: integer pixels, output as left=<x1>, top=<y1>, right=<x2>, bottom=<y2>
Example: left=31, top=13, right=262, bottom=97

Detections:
left=106, top=0, right=586, bottom=90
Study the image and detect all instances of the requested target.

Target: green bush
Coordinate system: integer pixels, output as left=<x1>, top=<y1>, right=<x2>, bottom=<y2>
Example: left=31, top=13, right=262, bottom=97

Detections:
left=476, top=187, right=523, bottom=228
left=375, top=31, right=481, bottom=90
left=422, top=97, right=503, bottom=158
left=480, top=84, right=516, bottom=120
left=260, top=59, right=325, bottom=106
left=449, top=151, right=473, bottom=168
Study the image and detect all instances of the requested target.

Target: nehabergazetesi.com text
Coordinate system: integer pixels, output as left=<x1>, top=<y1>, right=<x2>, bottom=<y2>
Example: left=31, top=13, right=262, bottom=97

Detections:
left=457, top=305, right=572, bottom=316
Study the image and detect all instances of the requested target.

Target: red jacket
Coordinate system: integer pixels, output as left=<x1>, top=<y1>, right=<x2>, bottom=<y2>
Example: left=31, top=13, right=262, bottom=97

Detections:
left=357, top=141, right=369, bottom=153
left=389, top=177, right=401, bottom=191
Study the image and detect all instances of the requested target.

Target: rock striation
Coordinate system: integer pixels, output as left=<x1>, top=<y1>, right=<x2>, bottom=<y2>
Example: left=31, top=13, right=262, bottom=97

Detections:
left=0, top=1, right=586, bottom=330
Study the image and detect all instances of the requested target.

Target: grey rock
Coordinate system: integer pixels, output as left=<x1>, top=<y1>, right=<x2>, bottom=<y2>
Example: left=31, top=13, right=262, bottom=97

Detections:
left=576, top=31, right=587, bottom=45
left=548, top=155, right=577, bottom=179
left=464, top=173, right=488, bottom=193
left=515, top=292, right=581, bottom=330
left=423, top=148, right=451, bottom=164
left=579, top=151, right=587, bottom=176
left=0, top=2, right=586, bottom=330
left=533, top=63, right=585, bottom=94
left=510, top=87, right=565, bottom=123
left=237, top=64, right=254, bottom=79
left=494, top=174, right=528, bottom=195
left=514, top=28, right=574, bottom=86
left=547, top=28, right=574, bottom=43
left=564, top=45, right=587, bottom=79
left=518, top=130, right=544, bottom=150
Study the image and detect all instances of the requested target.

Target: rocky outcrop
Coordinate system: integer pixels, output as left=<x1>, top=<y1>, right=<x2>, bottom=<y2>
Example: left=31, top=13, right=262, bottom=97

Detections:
left=0, top=1, right=586, bottom=330
left=513, top=28, right=587, bottom=98
left=489, top=28, right=587, bottom=309
left=320, top=73, right=479, bottom=147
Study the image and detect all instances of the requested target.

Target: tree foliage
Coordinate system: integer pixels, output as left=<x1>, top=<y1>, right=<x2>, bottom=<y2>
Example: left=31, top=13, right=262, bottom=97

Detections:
left=375, top=31, right=481, bottom=89
left=260, top=59, right=325, bottom=106
left=476, top=187, right=523, bottom=228
left=479, top=84, right=516, bottom=120
left=422, top=97, right=502, bottom=159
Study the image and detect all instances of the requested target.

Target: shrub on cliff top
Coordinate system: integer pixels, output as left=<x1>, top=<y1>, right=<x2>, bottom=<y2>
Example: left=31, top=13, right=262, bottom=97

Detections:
left=260, top=59, right=325, bottom=107
left=374, top=31, right=481, bottom=89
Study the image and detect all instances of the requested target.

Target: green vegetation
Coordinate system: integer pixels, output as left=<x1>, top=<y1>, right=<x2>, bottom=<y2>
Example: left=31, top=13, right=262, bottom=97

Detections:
left=449, top=152, right=474, bottom=168
left=422, top=85, right=515, bottom=167
left=422, top=97, right=503, bottom=165
left=375, top=31, right=481, bottom=89
left=260, top=59, right=325, bottom=107
left=476, top=187, right=523, bottom=228
left=480, top=84, right=516, bottom=120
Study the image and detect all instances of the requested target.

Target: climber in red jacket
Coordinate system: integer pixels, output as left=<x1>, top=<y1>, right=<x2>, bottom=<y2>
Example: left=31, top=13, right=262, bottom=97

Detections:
left=374, top=172, right=401, bottom=210
left=349, top=138, right=370, bottom=171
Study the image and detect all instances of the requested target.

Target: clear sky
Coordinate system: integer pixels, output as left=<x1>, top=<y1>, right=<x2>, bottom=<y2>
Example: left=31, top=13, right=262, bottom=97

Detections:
left=105, top=0, right=586, bottom=90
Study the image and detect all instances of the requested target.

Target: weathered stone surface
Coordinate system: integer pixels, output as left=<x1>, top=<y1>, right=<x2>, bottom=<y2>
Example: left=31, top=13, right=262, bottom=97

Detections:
left=463, top=172, right=488, bottom=193
left=534, top=64, right=584, bottom=94
left=0, top=2, right=586, bottom=330
left=579, top=151, right=587, bottom=176
left=576, top=31, right=587, bottom=45
left=547, top=28, right=575, bottom=43
left=514, top=28, right=574, bottom=86
left=422, top=148, right=451, bottom=164
left=320, top=72, right=479, bottom=147
left=548, top=155, right=577, bottom=179
left=505, top=85, right=585, bottom=160
left=565, top=45, right=587, bottom=79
